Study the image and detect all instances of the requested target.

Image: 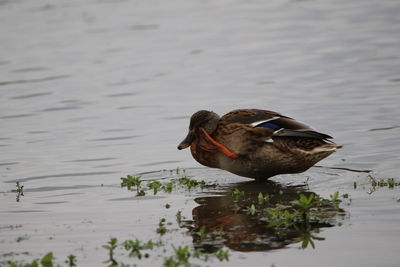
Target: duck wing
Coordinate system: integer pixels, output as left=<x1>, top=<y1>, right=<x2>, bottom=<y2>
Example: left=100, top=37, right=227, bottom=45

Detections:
left=221, top=109, right=332, bottom=140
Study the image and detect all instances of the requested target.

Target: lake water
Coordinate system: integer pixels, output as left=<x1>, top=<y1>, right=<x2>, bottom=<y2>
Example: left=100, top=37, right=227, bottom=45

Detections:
left=1, top=0, right=400, bottom=266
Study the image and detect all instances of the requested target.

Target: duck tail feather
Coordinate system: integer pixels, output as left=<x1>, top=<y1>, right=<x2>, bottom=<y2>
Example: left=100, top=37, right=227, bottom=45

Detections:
left=273, top=129, right=333, bottom=140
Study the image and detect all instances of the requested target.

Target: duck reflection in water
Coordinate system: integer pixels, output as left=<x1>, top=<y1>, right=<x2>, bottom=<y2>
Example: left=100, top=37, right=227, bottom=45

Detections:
left=182, top=180, right=344, bottom=253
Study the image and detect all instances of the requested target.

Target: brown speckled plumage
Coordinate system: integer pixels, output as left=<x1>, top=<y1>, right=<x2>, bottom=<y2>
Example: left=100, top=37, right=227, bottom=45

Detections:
left=178, top=109, right=342, bottom=180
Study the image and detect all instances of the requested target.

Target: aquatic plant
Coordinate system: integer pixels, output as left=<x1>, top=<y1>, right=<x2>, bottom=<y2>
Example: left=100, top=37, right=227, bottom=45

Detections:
left=163, top=244, right=225, bottom=267
left=163, top=246, right=191, bottom=267
left=246, top=204, right=258, bottom=215
left=230, top=188, right=244, bottom=201
left=170, top=167, right=185, bottom=175
left=296, top=224, right=325, bottom=249
left=3, top=252, right=75, bottom=267
left=290, top=193, right=320, bottom=221
left=266, top=205, right=297, bottom=228
left=263, top=192, right=344, bottom=249
left=148, top=180, right=162, bottom=195
left=215, top=248, right=229, bottom=261
left=39, top=252, right=54, bottom=267
left=66, top=254, right=77, bottom=267
left=173, top=246, right=191, bottom=264
left=367, top=175, right=399, bottom=194
left=163, top=182, right=174, bottom=193
left=258, top=192, right=270, bottom=204
left=175, top=211, right=183, bottom=226
left=102, top=238, right=118, bottom=266
left=123, top=239, right=156, bottom=259
left=329, top=191, right=341, bottom=209
left=16, top=235, right=29, bottom=243
left=11, top=181, right=24, bottom=202
left=157, top=218, right=167, bottom=236
left=177, top=177, right=204, bottom=191
left=121, top=175, right=145, bottom=196
left=197, top=225, right=207, bottom=241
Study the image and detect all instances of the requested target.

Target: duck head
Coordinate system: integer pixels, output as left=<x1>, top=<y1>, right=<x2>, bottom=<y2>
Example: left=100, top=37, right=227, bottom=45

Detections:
left=177, top=110, right=220, bottom=150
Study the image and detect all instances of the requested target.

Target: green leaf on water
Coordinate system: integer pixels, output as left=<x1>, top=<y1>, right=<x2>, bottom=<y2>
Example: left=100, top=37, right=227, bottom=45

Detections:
left=40, top=252, right=54, bottom=267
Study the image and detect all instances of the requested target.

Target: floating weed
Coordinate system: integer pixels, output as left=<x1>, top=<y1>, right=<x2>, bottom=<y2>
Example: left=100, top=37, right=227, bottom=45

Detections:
left=263, top=191, right=345, bottom=249
left=163, top=246, right=191, bottom=267
left=157, top=218, right=167, bottom=236
left=2, top=252, right=62, bottom=267
left=165, top=203, right=171, bottom=209
left=330, top=191, right=339, bottom=202
left=246, top=204, right=257, bottom=215
left=40, top=252, right=54, bottom=267
left=121, top=175, right=145, bottom=196
left=123, top=239, right=157, bottom=259
left=191, top=249, right=203, bottom=260
left=66, top=254, right=77, bottom=267
left=173, top=246, right=191, bottom=264
left=102, top=237, right=118, bottom=266
left=11, top=181, right=24, bottom=202
left=163, top=256, right=178, bottom=267
left=5, top=260, right=32, bottom=267
left=165, top=176, right=206, bottom=192
left=148, top=180, right=162, bottom=195
left=215, top=248, right=229, bottom=262
left=197, top=225, right=207, bottom=241
left=198, top=180, right=206, bottom=190
left=330, top=191, right=341, bottom=209
left=169, top=167, right=186, bottom=176
left=341, top=193, right=352, bottom=206
left=163, top=182, right=174, bottom=193
left=230, top=188, right=244, bottom=201
left=353, top=181, right=357, bottom=190
left=387, top=178, right=395, bottom=189
left=163, top=245, right=221, bottom=267
left=367, top=175, right=400, bottom=194
left=175, top=211, right=185, bottom=226
left=258, top=192, right=270, bottom=204
left=177, top=176, right=200, bottom=191
left=16, top=235, right=29, bottom=243
left=297, top=224, right=325, bottom=249
left=266, top=205, right=296, bottom=228
left=120, top=174, right=207, bottom=196
left=291, top=193, right=320, bottom=221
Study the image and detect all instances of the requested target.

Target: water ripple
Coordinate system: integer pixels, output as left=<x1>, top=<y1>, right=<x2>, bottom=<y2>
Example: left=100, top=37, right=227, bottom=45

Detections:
left=39, top=106, right=82, bottom=112
left=10, top=92, right=52, bottom=99
left=67, top=157, right=117, bottom=162
left=0, top=114, right=34, bottom=119
left=0, top=162, right=19, bottom=166
left=369, top=125, right=400, bottom=131
left=129, top=24, right=159, bottom=31
left=90, top=135, right=139, bottom=141
left=0, top=75, right=69, bottom=86
left=4, top=171, right=117, bottom=183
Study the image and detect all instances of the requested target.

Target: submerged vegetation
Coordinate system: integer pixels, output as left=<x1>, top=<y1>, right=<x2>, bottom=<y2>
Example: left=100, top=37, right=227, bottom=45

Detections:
left=120, top=173, right=209, bottom=197
left=5, top=252, right=55, bottom=267
left=120, top=175, right=145, bottom=196
left=3, top=168, right=356, bottom=266
left=185, top=180, right=348, bottom=252
left=11, top=181, right=24, bottom=202
left=367, top=175, right=400, bottom=194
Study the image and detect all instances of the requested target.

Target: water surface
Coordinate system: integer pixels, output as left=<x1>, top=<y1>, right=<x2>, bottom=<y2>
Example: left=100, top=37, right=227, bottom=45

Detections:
left=1, top=0, right=400, bottom=266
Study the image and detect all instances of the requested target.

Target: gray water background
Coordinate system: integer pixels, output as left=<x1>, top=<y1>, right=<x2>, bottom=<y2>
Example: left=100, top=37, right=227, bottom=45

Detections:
left=1, top=0, right=400, bottom=266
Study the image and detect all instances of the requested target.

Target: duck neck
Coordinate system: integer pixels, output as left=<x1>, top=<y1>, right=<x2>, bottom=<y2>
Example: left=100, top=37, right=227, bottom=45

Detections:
left=190, top=131, right=219, bottom=168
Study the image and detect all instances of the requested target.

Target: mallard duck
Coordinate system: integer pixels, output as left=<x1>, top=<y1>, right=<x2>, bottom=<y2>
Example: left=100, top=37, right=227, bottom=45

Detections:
left=177, top=109, right=342, bottom=180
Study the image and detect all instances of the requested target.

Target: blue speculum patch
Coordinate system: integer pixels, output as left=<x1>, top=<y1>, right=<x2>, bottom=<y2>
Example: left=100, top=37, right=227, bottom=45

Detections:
left=256, top=122, right=282, bottom=130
